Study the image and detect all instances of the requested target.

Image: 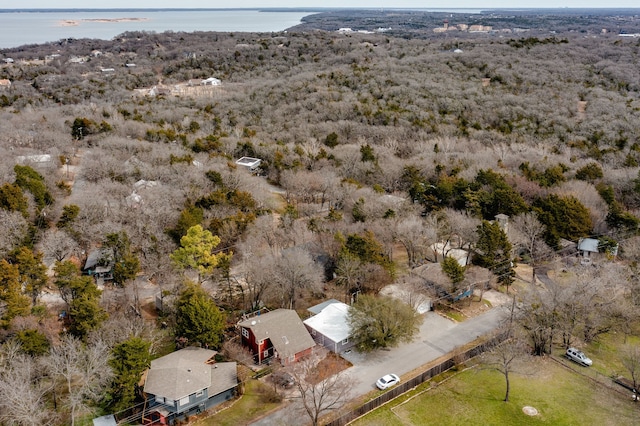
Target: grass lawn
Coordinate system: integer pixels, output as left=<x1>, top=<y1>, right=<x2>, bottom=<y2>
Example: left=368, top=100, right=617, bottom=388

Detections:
left=353, top=357, right=639, bottom=426
left=193, top=379, right=282, bottom=426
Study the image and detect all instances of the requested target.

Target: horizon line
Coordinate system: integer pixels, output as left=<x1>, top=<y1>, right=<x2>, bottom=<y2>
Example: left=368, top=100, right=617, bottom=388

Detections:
left=3, top=7, right=640, bottom=10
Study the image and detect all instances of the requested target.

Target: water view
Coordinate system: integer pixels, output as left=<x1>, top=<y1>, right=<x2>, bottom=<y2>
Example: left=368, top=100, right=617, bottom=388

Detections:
left=0, top=10, right=315, bottom=49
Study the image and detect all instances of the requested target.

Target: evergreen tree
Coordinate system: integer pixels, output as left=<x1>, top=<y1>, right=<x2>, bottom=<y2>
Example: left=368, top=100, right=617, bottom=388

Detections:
left=474, top=220, right=515, bottom=288
left=103, top=231, right=140, bottom=286
left=170, top=225, right=228, bottom=282
left=57, top=204, right=80, bottom=230
left=0, top=183, right=28, bottom=217
left=341, top=230, right=394, bottom=275
left=53, top=260, right=80, bottom=306
left=16, top=329, right=50, bottom=356
left=108, top=337, right=151, bottom=412
left=68, top=276, right=107, bottom=339
left=13, top=164, right=54, bottom=211
left=12, top=246, right=48, bottom=304
left=441, top=255, right=466, bottom=293
left=0, top=260, right=30, bottom=327
left=533, top=194, right=592, bottom=249
left=174, top=281, right=226, bottom=349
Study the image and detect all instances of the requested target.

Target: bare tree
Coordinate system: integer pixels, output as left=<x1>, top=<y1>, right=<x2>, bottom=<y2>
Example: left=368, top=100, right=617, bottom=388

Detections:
left=271, top=247, right=323, bottom=310
left=510, top=212, right=550, bottom=284
left=0, top=342, right=55, bottom=426
left=445, top=208, right=480, bottom=265
left=621, top=344, right=640, bottom=402
left=517, top=286, right=557, bottom=356
left=335, top=253, right=363, bottom=301
left=0, top=210, right=29, bottom=259
left=242, top=251, right=278, bottom=311
left=40, top=228, right=79, bottom=262
left=45, top=335, right=113, bottom=426
left=291, top=355, right=354, bottom=426
left=393, top=216, right=435, bottom=268
left=482, top=332, right=528, bottom=402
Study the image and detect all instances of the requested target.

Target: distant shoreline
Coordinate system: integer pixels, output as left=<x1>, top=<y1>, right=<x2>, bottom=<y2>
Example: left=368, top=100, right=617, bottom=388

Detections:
left=58, top=17, right=150, bottom=27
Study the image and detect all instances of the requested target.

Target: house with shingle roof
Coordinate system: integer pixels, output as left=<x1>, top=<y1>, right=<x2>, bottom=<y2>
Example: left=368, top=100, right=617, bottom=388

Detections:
left=237, top=309, right=315, bottom=365
left=142, top=347, right=237, bottom=425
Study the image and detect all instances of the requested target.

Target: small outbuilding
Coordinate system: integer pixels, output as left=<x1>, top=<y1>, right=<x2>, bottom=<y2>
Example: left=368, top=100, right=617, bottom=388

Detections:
left=304, top=301, right=355, bottom=354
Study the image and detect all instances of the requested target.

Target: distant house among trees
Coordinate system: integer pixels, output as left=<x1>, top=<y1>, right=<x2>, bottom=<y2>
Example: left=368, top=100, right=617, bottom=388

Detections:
left=15, top=154, right=52, bottom=167
left=201, top=77, right=221, bottom=85
left=578, top=237, right=618, bottom=265
left=235, top=156, right=262, bottom=173
left=304, top=300, right=355, bottom=354
left=142, top=347, right=237, bottom=425
left=237, top=309, right=316, bottom=365
left=82, top=249, right=114, bottom=281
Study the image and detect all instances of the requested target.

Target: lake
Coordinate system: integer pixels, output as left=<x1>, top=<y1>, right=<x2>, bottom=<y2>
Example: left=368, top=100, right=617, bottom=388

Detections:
left=0, top=10, right=315, bottom=49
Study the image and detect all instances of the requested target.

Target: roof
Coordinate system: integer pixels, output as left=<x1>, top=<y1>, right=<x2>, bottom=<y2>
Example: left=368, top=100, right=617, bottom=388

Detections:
left=83, top=248, right=112, bottom=271
left=206, top=362, right=238, bottom=396
left=202, top=77, right=221, bottom=84
left=92, top=415, right=117, bottom=426
left=578, top=238, right=599, bottom=253
left=238, top=309, right=315, bottom=359
left=16, top=154, right=51, bottom=164
left=133, top=179, right=159, bottom=190
left=144, top=347, right=217, bottom=400
left=235, top=156, right=261, bottom=169
left=304, top=302, right=351, bottom=343
left=307, top=299, right=342, bottom=315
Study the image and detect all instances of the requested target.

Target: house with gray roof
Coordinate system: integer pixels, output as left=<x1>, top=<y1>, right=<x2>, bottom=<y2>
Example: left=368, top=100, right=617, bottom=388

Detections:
left=577, top=237, right=618, bottom=265
left=82, top=248, right=114, bottom=281
left=237, top=309, right=316, bottom=365
left=142, top=347, right=237, bottom=425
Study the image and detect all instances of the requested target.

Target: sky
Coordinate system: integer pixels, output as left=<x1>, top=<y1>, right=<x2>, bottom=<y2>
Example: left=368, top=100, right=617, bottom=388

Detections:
left=4, top=1, right=640, bottom=9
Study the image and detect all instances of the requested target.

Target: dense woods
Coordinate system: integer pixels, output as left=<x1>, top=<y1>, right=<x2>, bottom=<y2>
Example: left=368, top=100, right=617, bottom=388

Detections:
left=1, top=9, right=640, bottom=424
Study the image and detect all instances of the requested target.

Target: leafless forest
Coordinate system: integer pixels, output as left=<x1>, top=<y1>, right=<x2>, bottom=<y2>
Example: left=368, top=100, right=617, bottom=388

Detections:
left=1, top=9, right=640, bottom=424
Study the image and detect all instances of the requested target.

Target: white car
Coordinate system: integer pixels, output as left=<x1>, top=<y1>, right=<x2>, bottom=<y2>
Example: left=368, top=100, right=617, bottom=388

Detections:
left=566, top=347, right=592, bottom=366
left=376, top=373, right=400, bottom=390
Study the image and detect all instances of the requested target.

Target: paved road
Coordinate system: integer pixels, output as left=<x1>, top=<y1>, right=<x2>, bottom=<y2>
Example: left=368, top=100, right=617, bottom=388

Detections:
left=250, top=305, right=508, bottom=426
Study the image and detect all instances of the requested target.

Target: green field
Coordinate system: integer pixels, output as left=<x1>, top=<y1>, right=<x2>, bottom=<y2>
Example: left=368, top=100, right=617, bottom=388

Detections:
left=352, top=358, right=639, bottom=426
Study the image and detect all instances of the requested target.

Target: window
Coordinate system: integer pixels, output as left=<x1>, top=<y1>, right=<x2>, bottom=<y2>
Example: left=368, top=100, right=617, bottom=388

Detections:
left=196, top=390, right=204, bottom=398
left=242, top=328, right=249, bottom=338
left=264, top=350, right=269, bottom=359
left=342, top=338, right=349, bottom=345
left=155, top=396, right=165, bottom=404
left=179, top=396, right=189, bottom=407
left=165, top=398, right=174, bottom=406
left=311, top=329, right=316, bottom=336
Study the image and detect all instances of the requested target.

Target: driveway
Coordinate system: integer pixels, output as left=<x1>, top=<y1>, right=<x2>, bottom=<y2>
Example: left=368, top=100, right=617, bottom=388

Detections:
left=249, top=304, right=508, bottom=426
left=343, top=306, right=508, bottom=396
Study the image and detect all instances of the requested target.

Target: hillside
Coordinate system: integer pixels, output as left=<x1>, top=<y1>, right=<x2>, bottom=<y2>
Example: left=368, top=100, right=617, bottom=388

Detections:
left=0, top=9, right=640, bottom=424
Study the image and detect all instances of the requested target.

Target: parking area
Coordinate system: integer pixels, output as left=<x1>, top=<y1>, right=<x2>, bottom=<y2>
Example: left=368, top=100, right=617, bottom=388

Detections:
left=342, top=306, right=507, bottom=396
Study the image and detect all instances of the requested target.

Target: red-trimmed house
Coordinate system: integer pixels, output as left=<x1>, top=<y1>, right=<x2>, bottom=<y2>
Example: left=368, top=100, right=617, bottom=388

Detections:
left=237, top=309, right=316, bottom=365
